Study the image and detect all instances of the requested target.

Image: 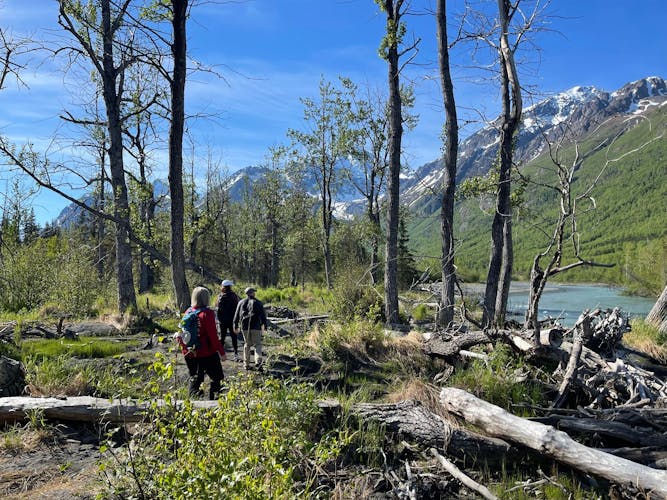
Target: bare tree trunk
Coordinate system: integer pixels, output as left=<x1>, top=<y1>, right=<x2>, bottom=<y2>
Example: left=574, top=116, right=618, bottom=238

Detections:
left=382, top=1, right=404, bottom=325
left=436, top=0, right=458, bottom=328
left=646, top=285, right=667, bottom=334
left=270, top=221, right=279, bottom=286
left=495, top=217, right=513, bottom=325
left=369, top=209, right=381, bottom=285
left=169, top=0, right=190, bottom=311
left=100, top=0, right=136, bottom=314
left=483, top=0, right=522, bottom=327
left=95, top=155, right=106, bottom=281
left=322, top=173, right=334, bottom=289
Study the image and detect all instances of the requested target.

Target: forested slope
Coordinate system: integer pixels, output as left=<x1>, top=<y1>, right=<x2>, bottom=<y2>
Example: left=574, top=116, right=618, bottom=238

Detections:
left=410, top=104, right=667, bottom=294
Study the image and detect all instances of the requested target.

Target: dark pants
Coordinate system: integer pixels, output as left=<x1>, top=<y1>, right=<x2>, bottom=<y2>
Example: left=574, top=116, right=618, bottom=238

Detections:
left=219, top=322, right=238, bottom=354
left=186, top=353, right=224, bottom=400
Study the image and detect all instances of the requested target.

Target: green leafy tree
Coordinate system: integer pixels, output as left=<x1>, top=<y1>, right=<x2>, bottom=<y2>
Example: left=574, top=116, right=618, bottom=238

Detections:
left=288, top=77, right=357, bottom=289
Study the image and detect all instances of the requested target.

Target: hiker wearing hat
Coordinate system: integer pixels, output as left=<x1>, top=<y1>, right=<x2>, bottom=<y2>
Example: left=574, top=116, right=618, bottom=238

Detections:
left=215, top=279, right=241, bottom=361
left=233, top=287, right=268, bottom=370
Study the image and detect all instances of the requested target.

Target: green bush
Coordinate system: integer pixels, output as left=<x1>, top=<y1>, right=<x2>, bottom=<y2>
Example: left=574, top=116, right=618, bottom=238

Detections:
left=329, top=267, right=384, bottom=322
left=411, top=303, right=429, bottom=322
left=0, top=236, right=103, bottom=315
left=102, top=378, right=349, bottom=499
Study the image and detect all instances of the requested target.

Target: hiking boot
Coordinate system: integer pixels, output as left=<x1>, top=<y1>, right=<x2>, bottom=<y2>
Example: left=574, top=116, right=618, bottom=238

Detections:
left=234, top=353, right=241, bottom=362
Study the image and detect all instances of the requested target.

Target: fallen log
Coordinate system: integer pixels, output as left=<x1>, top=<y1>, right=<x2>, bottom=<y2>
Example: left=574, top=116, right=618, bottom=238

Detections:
left=531, top=415, right=667, bottom=448
left=440, top=387, right=667, bottom=499
left=424, top=331, right=493, bottom=358
left=601, top=447, right=667, bottom=469
left=0, top=396, right=219, bottom=423
left=351, top=399, right=513, bottom=466
left=269, top=315, right=329, bottom=325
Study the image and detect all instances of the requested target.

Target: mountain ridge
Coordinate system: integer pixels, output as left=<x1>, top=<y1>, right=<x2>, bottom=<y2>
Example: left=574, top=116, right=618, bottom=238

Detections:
left=54, top=76, right=666, bottom=244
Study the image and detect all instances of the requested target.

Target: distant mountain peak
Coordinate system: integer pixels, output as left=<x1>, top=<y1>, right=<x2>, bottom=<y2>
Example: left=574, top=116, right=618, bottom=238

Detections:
left=402, top=76, right=666, bottom=211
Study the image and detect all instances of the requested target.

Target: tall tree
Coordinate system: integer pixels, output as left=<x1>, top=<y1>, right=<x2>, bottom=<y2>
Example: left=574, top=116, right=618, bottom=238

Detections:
left=375, top=0, right=418, bottom=323
left=167, top=0, right=190, bottom=311
left=58, top=0, right=138, bottom=313
left=254, top=157, right=287, bottom=287
left=288, top=77, right=355, bottom=289
left=482, top=0, right=523, bottom=327
left=436, top=0, right=459, bottom=328
left=346, top=84, right=388, bottom=285
left=347, top=82, right=416, bottom=286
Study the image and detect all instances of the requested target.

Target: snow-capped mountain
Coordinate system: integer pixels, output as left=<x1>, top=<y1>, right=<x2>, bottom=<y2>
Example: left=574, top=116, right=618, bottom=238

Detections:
left=54, top=77, right=665, bottom=226
left=401, top=76, right=667, bottom=210
left=54, top=179, right=170, bottom=228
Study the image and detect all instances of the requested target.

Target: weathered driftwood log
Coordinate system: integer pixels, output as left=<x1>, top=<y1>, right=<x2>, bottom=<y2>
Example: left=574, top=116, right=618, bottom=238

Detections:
left=351, top=399, right=512, bottom=466
left=424, top=331, right=494, bottom=358
left=0, top=396, right=219, bottom=423
left=440, top=387, right=667, bottom=499
left=0, top=396, right=347, bottom=424
left=552, top=327, right=585, bottom=409
left=269, top=314, right=329, bottom=325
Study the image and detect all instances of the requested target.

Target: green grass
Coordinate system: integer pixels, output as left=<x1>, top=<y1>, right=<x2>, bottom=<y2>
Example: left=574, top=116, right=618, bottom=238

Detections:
left=449, top=345, right=546, bottom=415
left=624, top=319, right=667, bottom=362
left=22, top=337, right=130, bottom=360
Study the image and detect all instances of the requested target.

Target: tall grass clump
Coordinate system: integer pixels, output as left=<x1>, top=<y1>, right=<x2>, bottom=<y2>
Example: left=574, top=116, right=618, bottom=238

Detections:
left=624, top=319, right=667, bottom=362
left=312, top=319, right=386, bottom=364
left=449, top=344, right=545, bottom=415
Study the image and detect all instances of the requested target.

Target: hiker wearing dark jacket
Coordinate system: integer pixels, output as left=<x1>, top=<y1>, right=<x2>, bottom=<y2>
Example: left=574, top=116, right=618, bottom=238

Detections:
left=215, top=279, right=240, bottom=361
left=233, top=287, right=268, bottom=370
left=175, top=287, right=226, bottom=399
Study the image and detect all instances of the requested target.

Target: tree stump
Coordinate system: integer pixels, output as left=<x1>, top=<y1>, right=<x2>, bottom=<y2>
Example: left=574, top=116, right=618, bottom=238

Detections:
left=0, top=356, right=26, bottom=397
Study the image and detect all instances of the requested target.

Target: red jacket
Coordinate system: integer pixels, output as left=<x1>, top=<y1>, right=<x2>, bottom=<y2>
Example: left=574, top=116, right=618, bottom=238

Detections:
left=178, top=307, right=225, bottom=359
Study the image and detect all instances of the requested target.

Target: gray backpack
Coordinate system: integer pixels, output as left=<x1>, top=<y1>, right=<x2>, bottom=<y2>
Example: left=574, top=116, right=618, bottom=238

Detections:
left=240, top=299, right=255, bottom=331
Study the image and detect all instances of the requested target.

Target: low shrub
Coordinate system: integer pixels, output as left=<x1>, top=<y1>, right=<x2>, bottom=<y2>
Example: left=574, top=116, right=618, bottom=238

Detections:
left=101, top=378, right=349, bottom=499
left=411, top=303, right=430, bottom=322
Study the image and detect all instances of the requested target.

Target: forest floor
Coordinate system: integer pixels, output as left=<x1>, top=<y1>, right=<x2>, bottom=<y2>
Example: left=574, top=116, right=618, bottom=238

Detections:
left=0, top=332, right=275, bottom=499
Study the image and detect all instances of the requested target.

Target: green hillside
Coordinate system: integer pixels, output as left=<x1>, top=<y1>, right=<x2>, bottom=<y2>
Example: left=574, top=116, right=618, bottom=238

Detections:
left=410, top=106, right=667, bottom=294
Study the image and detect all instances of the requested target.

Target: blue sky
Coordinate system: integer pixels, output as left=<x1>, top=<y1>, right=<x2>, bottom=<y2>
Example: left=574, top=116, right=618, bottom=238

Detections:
left=1, top=0, right=666, bottom=224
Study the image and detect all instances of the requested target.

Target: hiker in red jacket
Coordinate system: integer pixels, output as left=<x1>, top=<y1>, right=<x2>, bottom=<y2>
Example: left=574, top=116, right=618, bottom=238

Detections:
left=176, top=286, right=226, bottom=399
